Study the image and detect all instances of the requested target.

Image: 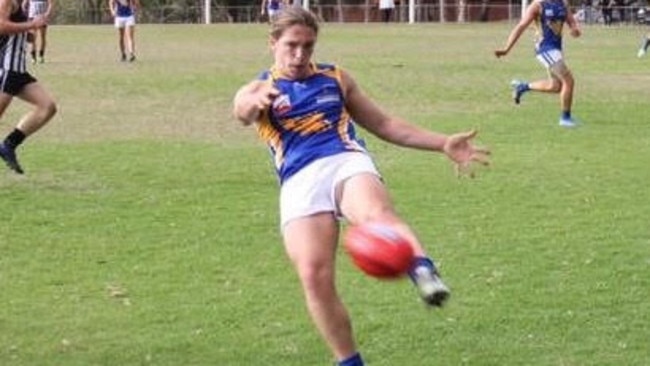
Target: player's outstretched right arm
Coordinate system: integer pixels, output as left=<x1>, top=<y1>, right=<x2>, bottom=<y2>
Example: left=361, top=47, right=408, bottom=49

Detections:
left=233, top=80, right=279, bottom=126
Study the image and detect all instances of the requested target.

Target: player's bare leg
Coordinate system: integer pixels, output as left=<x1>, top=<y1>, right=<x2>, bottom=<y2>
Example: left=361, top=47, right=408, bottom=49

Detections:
left=0, top=83, right=57, bottom=174
left=338, top=173, right=450, bottom=306
left=283, top=213, right=360, bottom=363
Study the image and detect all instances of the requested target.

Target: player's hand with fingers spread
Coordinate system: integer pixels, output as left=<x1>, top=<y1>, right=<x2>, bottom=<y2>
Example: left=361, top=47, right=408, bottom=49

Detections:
left=442, top=130, right=490, bottom=178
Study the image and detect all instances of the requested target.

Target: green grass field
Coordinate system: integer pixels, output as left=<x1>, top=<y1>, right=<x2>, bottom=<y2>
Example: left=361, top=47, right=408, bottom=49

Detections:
left=1, top=23, right=649, bottom=365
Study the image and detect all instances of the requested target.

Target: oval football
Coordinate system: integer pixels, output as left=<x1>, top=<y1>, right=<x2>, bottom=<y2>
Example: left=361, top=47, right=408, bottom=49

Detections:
left=344, top=223, right=414, bottom=279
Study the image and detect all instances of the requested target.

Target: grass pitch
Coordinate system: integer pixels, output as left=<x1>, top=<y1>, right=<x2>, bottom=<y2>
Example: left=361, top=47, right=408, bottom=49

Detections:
left=1, top=23, right=649, bottom=365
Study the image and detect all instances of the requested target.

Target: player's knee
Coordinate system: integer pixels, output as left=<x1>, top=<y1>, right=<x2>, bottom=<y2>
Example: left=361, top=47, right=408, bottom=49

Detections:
left=39, top=100, right=57, bottom=120
left=297, top=264, right=334, bottom=296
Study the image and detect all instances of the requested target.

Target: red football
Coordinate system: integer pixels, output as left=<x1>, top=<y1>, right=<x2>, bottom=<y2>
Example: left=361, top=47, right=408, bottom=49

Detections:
left=343, top=222, right=415, bottom=279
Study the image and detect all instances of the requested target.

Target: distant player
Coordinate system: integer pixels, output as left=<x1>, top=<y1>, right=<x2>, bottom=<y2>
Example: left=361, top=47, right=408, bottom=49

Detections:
left=0, top=0, right=57, bottom=174
left=23, top=0, right=53, bottom=64
left=260, top=0, right=285, bottom=23
left=495, top=0, right=582, bottom=128
left=638, top=32, right=650, bottom=58
left=109, top=0, right=139, bottom=62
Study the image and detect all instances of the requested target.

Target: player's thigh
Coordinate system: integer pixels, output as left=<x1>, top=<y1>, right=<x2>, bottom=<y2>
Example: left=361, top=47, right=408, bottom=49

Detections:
left=337, top=173, right=396, bottom=225
left=17, top=81, right=55, bottom=109
left=283, top=213, right=339, bottom=274
left=549, top=60, right=572, bottom=83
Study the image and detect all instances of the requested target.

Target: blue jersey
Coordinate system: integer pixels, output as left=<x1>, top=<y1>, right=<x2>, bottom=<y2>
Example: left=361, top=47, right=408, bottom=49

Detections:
left=535, top=0, right=567, bottom=53
left=115, top=0, right=134, bottom=17
left=268, top=0, right=282, bottom=11
left=256, top=63, right=367, bottom=184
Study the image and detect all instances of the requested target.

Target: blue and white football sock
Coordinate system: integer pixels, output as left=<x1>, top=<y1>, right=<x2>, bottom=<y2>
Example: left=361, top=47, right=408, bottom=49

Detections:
left=408, top=256, right=437, bottom=282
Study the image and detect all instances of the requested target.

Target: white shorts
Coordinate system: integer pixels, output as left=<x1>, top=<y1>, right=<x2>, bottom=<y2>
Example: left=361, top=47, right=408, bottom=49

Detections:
left=279, top=152, right=380, bottom=229
left=114, top=15, right=136, bottom=28
left=536, top=48, right=564, bottom=69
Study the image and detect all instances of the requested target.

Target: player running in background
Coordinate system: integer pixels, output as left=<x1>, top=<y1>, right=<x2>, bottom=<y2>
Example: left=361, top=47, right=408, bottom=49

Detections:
left=109, top=0, right=139, bottom=62
left=233, top=7, right=490, bottom=366
left=23, top=0, right=53, bottom=64
left=495, top=0, right=582, bottom=128
left=0, top=0, right=57, bottom=174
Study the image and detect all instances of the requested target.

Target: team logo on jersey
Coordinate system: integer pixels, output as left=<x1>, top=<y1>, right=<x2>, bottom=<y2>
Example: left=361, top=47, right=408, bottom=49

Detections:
left=272, top=94, right=292, bottom=116
left=316, top=85, right=341, bottom=105
left=316, top=94, right=340, bottom=105
left=545, top=9, right=554, bottom=17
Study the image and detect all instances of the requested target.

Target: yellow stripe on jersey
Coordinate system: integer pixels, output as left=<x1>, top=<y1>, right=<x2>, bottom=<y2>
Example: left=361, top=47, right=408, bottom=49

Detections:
left=282, top=112, right=329, bottom=135
left=256, top=119, right=285, bottom=169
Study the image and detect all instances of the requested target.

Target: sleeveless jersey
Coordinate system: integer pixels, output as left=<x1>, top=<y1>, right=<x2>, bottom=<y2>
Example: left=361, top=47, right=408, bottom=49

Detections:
left=0, top=3, right=29, bottom=72
left=534, top=0, right=567, bottom=53
left=268, top=0, right=282, bottom=11
left=256, top=63, right=367, bottom=184
left=115, top=0, right=134, bottom=17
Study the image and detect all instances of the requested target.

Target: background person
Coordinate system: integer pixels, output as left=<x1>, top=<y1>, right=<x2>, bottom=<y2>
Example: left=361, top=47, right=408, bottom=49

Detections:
left=637, top=32, right=650, bottom=57
left=0, top=0, right=57, bottom=174
left=233, top=7, right=490, bottom=366
left=260, top=0, right=286, bottom=23
left=495, top=0, right=582, bottom=127
left=379, top=0, right=395, bottom=23
left=23, top=0, right=53, bottom=64
left=109, top=0, right=139, bottom=62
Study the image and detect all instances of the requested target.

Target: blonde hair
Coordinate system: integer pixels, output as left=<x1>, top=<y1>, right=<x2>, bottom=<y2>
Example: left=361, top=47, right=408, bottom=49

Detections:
left=269, top=7, right=319, bottom=40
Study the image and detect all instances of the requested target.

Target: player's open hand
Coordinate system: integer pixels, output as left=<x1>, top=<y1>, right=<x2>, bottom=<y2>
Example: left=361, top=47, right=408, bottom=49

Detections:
left=443, top=130, right=490, bottom=178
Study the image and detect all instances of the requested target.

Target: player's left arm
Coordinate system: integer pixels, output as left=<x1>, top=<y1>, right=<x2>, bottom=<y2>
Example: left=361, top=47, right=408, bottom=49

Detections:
left=342, top=69, right=489, bottom=174
left=341, top=69, right=447, bottom=152
left=565, top=0, right=581, bottom=38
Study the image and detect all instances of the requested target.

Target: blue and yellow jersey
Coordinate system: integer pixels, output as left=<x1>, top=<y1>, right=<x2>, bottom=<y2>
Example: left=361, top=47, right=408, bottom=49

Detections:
left=534, top=0, right=567, bottom=53
left=255, top=63, right=367, bottom=184
left=267, top=0, right=282, bottom=11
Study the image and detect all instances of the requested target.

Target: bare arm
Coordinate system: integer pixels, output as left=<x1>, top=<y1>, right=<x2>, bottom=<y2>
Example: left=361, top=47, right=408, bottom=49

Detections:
left=494, top=1, right=540, bottom=57
left=108, top=0, right=116, bottom=16
left=43, top=0, right=54, bottom=18
left=565, top=0, right=582, bottom=38
left=341, top=69, right=490, bottom=172
left=341, top=69, right=448, bottom=151
left=232, top=79, right=280, bottom=126
left=0, top=0, right=46, bottom=34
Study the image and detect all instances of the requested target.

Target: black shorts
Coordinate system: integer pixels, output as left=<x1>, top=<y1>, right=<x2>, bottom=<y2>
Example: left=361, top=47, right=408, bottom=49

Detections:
left=0, top=70, right=37, bottom=96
